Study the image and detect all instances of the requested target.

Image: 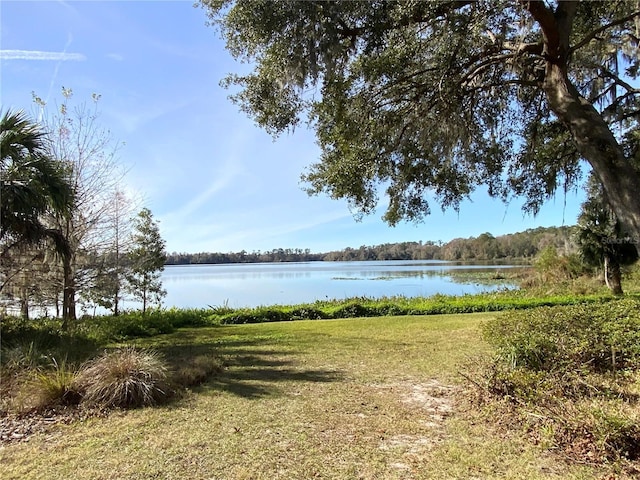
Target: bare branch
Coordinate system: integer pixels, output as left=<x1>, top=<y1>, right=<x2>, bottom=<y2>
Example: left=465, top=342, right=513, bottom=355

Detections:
left=597, top=66, right=640, bottom=94
left=570, top=11, right=640, bottom=55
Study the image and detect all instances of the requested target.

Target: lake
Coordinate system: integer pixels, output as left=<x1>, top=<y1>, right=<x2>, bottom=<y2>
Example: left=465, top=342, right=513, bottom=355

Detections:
left=132, top=260, right=523, bottom=310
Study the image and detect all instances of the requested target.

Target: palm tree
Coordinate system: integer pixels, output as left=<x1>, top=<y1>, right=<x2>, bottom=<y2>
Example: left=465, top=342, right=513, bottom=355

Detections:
left=0, top=109, right=74, bottom=259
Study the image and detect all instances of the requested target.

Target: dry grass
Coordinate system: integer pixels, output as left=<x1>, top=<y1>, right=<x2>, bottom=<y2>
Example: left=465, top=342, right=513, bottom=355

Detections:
left=1, top=313, right=636, bottom=479
left=74, top=347, right=169, bottom=408
left=2, top=357, right=80, bottom=414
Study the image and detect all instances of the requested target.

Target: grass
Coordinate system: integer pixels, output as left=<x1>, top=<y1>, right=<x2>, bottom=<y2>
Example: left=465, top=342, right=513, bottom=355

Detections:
left=1, top=312, right=633, bottom=479
left=74, top=347, right=169, bottom=408
left=7, top=357, right=80, bottom=413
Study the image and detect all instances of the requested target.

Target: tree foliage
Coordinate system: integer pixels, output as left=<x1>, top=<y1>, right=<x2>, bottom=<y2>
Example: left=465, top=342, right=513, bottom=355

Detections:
left=0, top=109, right=73, bottom=258
left=81, top=189, right=137, bottom=316
left=165, top=225, right=576, bottom=264
left=34, top=89, right=125, bottom=322
left=126, top=208, right=167, bottom=314
left=576, top=174, right=638, bottom=294
left=0, top=109, right=74, bottom=316
left=200, top=0, right=640, bottom=241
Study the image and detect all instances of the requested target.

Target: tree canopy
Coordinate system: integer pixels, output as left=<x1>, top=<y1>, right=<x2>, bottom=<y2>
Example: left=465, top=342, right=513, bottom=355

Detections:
left=0, top=109, right=73, bottom=257
left=200, top=0, right=640, bottom=243
left=33, top=89, right=126, bottom=321
left=126, top=208, right=167, bottom=314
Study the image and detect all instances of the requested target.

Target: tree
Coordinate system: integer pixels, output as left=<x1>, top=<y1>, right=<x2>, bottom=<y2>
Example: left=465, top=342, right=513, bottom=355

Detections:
left=200, top=0, right=640, bottom=246
left=0, top=109, right=73, bottom=260
left=1, top=109, right=73, bottom=316
left=80, top=188, right=137, bottom=316
left=576, top=174, right=638, bottom=295
left=34, top=88, right=124, bottom=323
left=126, top=208, right=167, bottom=314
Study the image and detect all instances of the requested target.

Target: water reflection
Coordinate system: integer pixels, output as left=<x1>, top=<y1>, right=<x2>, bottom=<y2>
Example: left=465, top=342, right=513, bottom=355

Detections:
left=154, top=261, right=522, bottom=309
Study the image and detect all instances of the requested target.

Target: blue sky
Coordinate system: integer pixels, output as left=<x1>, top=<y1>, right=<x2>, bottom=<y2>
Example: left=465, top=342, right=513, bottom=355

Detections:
left=1, top=0, right=585, bottom=254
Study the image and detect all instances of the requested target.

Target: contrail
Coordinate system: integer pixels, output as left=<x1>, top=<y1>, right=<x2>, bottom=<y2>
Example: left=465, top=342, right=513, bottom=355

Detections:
left=0, top=34, right=87, bottom=120
left=45, top=33, right=77, bottom=107
left=0, top=50, right=85, bottom=61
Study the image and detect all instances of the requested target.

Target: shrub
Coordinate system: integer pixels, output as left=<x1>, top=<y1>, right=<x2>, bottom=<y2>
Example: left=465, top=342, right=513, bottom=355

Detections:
left=289, top=307, right=326, bottom=320
left=75, top=347, right=169, bottom=408
left=79, top=308, right=213, bottom=342
left=82, top=313, right=174, bottom=341
left=470, top=298, right=640, bottom=466
left=483, top=299, right=640, bottom=373
left=329, top=301, right=373, bottom=318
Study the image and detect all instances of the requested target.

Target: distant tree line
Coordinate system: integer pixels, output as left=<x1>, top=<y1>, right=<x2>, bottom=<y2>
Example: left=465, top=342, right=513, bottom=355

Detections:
left=166, top=248, right=324, bottom=265
left=166, top=226, right=577, bottom=265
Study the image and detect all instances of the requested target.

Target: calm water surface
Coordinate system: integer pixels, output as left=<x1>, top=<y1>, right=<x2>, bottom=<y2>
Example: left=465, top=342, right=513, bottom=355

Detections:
left=144, top=260, right=520, bottom=309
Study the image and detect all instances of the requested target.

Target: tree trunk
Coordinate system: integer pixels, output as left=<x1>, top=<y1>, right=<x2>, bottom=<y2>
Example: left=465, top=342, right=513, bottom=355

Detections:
left=62, top=257, right=76, bottom=327
left=114, top=285, right=120, bottom=316
left=603, top=255, right=611, bottom=291
left=113, top=272, right=120, bottom=316
left=55, top=290, right=60, bottom=318
left=527, top=2, right=640, bottom=251
left=544, top=65, right=640, bottom=248
left=20, top=287, right=29, bottom=320
left=603, top=254, right=624, bottom=295
left=142, top=285, right=147, bottom=315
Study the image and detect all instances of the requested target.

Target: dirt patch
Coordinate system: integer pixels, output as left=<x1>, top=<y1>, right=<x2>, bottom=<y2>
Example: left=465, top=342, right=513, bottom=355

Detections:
left=371, top=380, right=458, bottom=457
left=400, top=380, right=456, bottom=417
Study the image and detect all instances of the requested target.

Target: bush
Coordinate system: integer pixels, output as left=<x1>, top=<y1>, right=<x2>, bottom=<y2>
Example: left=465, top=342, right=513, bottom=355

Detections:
left=328, top=301, right=374, bottom=318
left=483, top=298, right=640, bottom=373
left=79, top=308, right=213, bottom=342
left=469, top=298, right=640, bottom=466
left=289, top=307, right=326, bottom=320
left=75, top=347, right=169, bottom=408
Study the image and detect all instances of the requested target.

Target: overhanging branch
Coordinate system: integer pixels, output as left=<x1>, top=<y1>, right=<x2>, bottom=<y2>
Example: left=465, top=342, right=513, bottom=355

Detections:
left=570, top=10, right=640, bottom=54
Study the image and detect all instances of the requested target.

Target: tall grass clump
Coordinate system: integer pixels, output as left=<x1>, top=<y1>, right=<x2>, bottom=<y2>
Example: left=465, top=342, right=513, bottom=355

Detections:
left=75, top=347, right=169, bottom=408
left=1, top=340, right=51, bottom=373
left=4, top=357, right=81, bottom=413
left=470, top=298, right=640, bottom=465
left=29, top=358, right=81, bottom=409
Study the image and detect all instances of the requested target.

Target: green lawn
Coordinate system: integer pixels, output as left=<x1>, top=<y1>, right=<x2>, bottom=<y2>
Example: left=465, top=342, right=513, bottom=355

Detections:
left=0, top=313, right=623, bottom=479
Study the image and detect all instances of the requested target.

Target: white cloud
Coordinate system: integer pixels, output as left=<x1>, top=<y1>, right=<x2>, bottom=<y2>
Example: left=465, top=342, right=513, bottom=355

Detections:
left=107, top=53, right=124, bottom=62
left=0, top=49, right=86, bottom=61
